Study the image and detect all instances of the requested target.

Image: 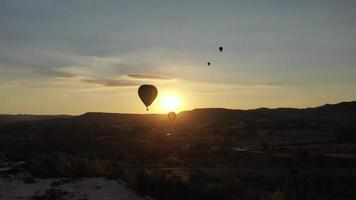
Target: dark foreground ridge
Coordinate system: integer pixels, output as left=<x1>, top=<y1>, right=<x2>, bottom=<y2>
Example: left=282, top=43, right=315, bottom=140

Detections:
left=1, top=100, right=356, bottom=200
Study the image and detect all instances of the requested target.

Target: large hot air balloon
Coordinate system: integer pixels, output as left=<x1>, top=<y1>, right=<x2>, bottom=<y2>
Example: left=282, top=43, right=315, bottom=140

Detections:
left=219, top=46, right=223, bottom=52
left=168, top=112, right=176, bottom=121
left=138, top=85, right=158, bottom=111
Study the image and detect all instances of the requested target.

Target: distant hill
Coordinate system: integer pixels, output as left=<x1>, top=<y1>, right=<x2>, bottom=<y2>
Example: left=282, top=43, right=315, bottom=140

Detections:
left=311, top=101, right=356, bottom=114
left=0, top=114, right=72, bottom=124
left=178, top=101, right=356, bottom=123
left=72, top=101, right=356, bottom=125
left=76, top=112, right=166, bottom=124
left=1, top=101, right=355, bottom=125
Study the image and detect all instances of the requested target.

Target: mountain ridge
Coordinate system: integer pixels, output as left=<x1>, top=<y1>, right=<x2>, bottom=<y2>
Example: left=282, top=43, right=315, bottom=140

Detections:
left=1, top=101, right=355, bottom=124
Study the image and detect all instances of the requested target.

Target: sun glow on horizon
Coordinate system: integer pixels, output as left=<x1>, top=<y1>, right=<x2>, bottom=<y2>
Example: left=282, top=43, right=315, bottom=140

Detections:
left=159, top=94, right=181, bottom=112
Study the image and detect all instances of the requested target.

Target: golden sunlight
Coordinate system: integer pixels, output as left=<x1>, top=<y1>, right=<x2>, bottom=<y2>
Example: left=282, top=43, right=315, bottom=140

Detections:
left=159, top=94, right=180, bottom=112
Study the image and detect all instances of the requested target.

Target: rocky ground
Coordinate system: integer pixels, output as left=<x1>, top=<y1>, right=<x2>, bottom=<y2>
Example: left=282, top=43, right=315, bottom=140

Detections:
left=0, top=160, right=147, bottom=200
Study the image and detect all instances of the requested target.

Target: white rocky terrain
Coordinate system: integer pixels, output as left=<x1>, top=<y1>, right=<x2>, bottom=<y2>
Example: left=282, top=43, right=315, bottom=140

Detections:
left=0, top=161, right=148, bottom=200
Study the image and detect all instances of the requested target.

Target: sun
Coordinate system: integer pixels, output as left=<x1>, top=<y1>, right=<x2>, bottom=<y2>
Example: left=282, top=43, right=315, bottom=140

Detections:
left=159, top=94, right=180, bottom=112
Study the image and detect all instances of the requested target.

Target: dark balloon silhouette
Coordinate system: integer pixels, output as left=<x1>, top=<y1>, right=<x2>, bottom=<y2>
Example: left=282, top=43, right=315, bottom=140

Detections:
left=219, top=46, right=223, bottom=52
left=207, top=62, right=211, bottom=66
left=138, top=85, right=158, bottom=111
left=168, top=111, right=176, bottom=121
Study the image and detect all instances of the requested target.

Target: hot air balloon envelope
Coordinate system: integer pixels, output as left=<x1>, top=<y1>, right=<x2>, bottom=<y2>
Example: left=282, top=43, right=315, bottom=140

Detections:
left=138, top=85, right=158, bottom=111
left=168, top=112, right=176, bottom=121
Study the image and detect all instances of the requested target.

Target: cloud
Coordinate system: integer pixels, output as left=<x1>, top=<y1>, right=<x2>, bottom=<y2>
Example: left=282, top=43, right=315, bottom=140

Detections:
left=81, top=78, right=138, bottom=87
left=58, top=75, right=140, bottom=88
left=126, top=74, right=173, bottom=80
left=0, top=46, right=84, bottom=80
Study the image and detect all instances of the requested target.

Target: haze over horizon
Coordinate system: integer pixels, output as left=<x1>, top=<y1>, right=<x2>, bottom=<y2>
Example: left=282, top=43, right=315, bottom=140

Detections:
left=1, top=1, right=356, bottom=114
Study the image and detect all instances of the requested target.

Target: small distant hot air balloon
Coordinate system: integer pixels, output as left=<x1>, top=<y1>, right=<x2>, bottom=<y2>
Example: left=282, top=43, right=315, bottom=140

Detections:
left=219, top=46, right=223, bottom=52
left=168, top=112, right=176, bottom=121
left=207, top=62, right=211, bottom=66
left=138, top=85, right=158, bottom=111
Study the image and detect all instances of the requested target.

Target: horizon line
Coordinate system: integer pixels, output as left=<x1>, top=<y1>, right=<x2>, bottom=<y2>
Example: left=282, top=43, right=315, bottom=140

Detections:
left=0, top=100, right=354, bottom=116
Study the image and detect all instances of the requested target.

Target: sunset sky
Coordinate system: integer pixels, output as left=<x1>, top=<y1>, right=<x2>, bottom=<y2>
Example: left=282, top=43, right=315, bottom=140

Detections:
left=1, top=0, right=356, bottom=114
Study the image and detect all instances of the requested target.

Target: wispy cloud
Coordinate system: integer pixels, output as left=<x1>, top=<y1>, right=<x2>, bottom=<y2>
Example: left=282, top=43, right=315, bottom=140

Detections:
left=57, top=75, right=139, bottom=87
left=81, top=78, right=138, bottom=87
left=126, top=74, right=173, bottom=80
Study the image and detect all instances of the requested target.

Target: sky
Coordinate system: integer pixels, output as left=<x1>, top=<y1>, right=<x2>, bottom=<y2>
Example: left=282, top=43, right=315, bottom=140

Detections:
left=0, top=0, right=356, bottom=114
